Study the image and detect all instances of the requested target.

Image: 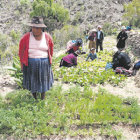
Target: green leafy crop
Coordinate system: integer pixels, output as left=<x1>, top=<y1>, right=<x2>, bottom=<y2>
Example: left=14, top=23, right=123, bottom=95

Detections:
left=7, top=57, right=23, bottom=88
left=52, top=49, right=126, bottom=86
left=0, top=86, right=139, bottom=138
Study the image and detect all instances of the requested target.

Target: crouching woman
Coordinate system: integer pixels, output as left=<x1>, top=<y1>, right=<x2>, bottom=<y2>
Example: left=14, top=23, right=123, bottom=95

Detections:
left=19, top=16, right=54, bottom=100
left=60, top=51, right=79, bottom=67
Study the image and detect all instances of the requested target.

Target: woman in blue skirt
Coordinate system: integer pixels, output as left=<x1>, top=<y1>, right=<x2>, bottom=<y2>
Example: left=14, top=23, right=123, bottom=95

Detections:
left=19, top=16, right=54, bottom=100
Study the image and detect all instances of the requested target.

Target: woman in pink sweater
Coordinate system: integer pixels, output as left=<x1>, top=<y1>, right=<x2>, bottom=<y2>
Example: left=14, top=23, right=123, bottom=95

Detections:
left=19, top=17, right=54, bottom=100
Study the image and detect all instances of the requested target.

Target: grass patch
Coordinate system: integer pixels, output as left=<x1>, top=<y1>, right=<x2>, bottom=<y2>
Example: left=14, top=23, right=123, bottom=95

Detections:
left=0, top=86, right=139, bottom=139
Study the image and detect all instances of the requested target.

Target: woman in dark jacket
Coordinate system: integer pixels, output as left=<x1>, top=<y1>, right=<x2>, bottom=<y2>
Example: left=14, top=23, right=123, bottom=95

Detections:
left=117, top=26, right=128, bottom=50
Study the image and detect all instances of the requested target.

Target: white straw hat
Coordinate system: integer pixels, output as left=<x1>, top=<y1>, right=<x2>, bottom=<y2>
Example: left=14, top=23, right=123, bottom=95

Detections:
left=91, top=28, right=97, bottom=32
left=121, top=26, right=126, bottom=30
left=97, top=25, right=102, bottom=28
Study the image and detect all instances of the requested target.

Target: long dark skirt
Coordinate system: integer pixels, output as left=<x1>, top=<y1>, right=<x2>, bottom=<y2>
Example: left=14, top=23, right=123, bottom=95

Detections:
left=23, top=58, right=53, bottom=93
left=117, top=39, right=125, bottom=49
left=59, top=59, right=71, bottom=67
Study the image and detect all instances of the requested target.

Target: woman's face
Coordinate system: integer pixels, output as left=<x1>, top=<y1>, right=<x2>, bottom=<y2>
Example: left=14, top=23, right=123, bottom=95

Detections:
left=32, top=27, right=43, bottom=37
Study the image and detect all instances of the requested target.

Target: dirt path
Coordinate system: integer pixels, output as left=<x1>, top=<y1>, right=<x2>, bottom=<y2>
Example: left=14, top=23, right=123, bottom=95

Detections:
left=99, top=77, right=140, bottom=103
left=103, top=36, right=140, bottom=103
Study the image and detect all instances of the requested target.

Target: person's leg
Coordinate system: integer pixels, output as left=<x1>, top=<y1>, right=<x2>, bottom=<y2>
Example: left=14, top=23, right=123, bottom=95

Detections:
left=64, top=61, right=71, bottom=67
left=96, top=40, right=99, bottom=53
left=59, top=59, right=63, bottom=67
left=89, top=41, right=92, bottom=50
left=93, top=41, right=96, bottom=49
left=132, top=64, right=137, bottom=76
left=41, top=92, right=45, bottom=100
left=32, top=92, right=37, bottom=99
left=61, top=60, right=70, bottom=67
left=100, top=42, right=103, bottom=51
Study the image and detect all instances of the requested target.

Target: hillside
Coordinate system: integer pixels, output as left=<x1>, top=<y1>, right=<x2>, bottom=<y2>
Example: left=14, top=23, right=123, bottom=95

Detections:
left=62, top=0, right=130, bottom=29
left=0, top=0, right=30, bottom=34
left=0, top=0, right=130, bottom=34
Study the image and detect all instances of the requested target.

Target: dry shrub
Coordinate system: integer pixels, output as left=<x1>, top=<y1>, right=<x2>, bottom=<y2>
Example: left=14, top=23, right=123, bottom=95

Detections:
left=53, top=25, right=84, bottom=50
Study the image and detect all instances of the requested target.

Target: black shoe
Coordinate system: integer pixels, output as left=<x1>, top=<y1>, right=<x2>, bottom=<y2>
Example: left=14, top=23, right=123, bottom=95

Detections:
left=132, top=69, right=137, bottom=76
left=32, top=93, right=37, bottom=99
left=41, top=92, right=45, bottom=100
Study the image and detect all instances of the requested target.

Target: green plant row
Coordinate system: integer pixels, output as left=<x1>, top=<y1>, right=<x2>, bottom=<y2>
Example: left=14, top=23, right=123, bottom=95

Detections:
left=8, top=49, right=126, bottom=88
left=0, top=86, right=139, bottom=139
left=52, top=50, right=126, bottom=86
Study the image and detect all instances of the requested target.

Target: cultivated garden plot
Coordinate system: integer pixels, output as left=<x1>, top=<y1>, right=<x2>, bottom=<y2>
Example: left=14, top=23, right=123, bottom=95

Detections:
left=0, top=86, right=140, bottom=139
left=0, top=0, right=140, bottom=138
left=0, top=36, right=140, bottom=139
left=52, top=45, right=126, bottom=87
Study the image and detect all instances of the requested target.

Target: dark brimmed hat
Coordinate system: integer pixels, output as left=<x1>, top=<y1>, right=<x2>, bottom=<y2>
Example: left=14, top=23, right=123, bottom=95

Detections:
left=27, top=16, right=47, bottom=28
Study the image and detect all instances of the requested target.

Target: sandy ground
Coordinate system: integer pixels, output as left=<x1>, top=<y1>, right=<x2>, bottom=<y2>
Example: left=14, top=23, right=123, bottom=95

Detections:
left=102, top=77, right=140, bottom=103
left=103, top=36, right=140, bottom=103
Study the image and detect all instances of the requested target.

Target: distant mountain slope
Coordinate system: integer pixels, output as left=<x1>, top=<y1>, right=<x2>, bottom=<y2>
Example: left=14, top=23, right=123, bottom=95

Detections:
left=0, top=0, right=131, bottom=34
left=62, top=0, right=130, bottom=29
left=0, top=0, right=31, bottom=34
